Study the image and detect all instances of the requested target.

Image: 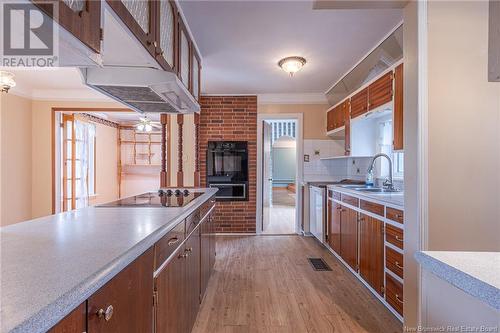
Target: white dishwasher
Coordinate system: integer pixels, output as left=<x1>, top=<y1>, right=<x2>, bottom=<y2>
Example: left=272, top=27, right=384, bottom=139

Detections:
left=309, top=185, right=326, bottom=243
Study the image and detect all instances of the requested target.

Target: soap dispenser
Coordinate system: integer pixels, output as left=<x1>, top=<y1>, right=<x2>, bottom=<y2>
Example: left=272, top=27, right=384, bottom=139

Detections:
left=365, top=169, right=374, bottom=187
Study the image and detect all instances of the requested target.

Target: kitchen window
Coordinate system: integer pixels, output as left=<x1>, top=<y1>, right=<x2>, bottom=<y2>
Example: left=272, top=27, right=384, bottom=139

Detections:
left=377, top=119, right=404, bottom=179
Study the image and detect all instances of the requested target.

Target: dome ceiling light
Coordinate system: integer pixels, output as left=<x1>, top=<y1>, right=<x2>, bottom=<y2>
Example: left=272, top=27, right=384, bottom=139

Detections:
left=0, top=71, right=16, bottom=93
left=278, top=56, right=307, bottom=77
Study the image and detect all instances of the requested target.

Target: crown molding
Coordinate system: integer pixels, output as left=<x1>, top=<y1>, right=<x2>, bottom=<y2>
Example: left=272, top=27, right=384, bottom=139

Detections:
left=257, top=93, right=328, bottom=105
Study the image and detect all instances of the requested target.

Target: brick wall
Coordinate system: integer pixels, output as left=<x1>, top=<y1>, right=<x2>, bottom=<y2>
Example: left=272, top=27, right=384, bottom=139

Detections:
left=199, top=96, right=257, bottom=233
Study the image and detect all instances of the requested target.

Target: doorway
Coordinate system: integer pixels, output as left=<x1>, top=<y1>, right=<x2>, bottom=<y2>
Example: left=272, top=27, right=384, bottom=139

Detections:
left=260, top=118, right=300, bottom=234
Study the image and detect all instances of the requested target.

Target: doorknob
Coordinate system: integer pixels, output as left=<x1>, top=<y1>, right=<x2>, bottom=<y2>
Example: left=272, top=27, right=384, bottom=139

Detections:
left=268, top=178, right=273, bottom=181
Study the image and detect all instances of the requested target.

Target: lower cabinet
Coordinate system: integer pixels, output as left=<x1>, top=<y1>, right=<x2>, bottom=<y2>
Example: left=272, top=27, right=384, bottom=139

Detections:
left=186, top=228, right=201, bottom=332
left=328, top=201, right=341, bottom=254
left=87, top=247, right=155, bottom=333
left=340, top=206, right=358, bottom=271
left=48, top=302, right=86, bottom=333
left=359, top=213, right=384, bottom=296
left=155, top=244, right=188, bottom=333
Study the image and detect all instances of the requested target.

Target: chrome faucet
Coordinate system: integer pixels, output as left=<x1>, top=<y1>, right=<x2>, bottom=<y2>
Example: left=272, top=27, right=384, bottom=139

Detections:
left=367, top=153, right=395, bottom=190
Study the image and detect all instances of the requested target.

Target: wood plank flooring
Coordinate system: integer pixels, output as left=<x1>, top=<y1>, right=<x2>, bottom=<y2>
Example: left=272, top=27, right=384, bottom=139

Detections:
left=262, top=188, right=296, bottom=235
left=193, top=236, right=402, bottom=333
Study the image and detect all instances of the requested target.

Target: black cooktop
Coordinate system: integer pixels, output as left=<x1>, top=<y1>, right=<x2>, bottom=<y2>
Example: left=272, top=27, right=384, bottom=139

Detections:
left=98, top=189, right=203, bottom=208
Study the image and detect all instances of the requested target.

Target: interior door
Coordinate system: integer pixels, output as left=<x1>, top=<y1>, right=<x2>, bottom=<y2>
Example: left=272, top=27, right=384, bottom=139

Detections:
left=262, top=121, right=272, bottom=231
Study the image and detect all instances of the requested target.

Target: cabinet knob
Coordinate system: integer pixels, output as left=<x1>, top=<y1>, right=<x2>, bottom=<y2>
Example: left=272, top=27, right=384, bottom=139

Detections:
left=178, top=253, right=188, bottom=259
left=97, top=305, right=114, bottom=322
left=395, top=294, right=403, bottom=304
left=185, top=247, right=193, bottom=253
left=395, top=235, right=403, bottom=241
left=395, top=261, right=403, bottom=269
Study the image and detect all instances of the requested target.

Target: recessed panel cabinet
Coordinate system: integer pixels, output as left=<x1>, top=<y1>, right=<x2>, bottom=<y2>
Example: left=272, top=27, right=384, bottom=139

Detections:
left=350, top=88, right=369, bottom=119
left=368, top=71, right=393, bottom=111
left=156, top=0, right=177, bottom=72
left=32, top=0, right=101, bottom=53
left=87, top=247, right=154, bottom=333
left=359, top=213, right=384, bottom=296
left=393, top=63, right=404, bottom=150
left=340, top=206, right=358, bottom=271
left=328, top=201, right=341, bottom=254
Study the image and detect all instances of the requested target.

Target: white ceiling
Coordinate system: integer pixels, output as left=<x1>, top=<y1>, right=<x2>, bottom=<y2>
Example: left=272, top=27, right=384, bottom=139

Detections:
left=179, top=0, right=403, bottom=95
left=1, top=67, right=112, bottom=101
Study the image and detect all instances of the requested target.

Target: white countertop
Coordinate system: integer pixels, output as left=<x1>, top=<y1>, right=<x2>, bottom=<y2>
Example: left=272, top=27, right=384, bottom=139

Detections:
left=415, top=251, right=500, bottom=310
left=327, top=185, right=404, bottom=208
left=0, top=188, right=217, bottom=333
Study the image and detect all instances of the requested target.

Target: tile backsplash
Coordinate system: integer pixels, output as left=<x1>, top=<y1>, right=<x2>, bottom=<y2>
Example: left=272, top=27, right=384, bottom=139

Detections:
left=302, top=139, right=404, bottom=189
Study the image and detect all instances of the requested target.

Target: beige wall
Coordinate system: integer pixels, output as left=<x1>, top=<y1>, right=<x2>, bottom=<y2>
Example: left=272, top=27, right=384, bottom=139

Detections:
left=258, top=103, right=329, bottom=140
left=30, top=100, right=123, bottom=218
left=0, top=94, right=33, bottom=226
left=427, top=1, right=500, bottom=251
left=89, top=122, right=119, bottom=206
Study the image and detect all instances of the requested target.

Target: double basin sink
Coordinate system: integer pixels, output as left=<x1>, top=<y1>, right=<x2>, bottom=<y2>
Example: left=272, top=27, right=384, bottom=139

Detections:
left=338, top=184, right=402, bottom=194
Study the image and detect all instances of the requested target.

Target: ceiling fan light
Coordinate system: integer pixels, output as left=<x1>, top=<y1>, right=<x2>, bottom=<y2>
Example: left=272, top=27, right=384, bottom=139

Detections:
left=144, top=124, right=153, bottom=132
left=278, top=56, right=306, bottom=76
left=136, top=123, right=145, bottom=131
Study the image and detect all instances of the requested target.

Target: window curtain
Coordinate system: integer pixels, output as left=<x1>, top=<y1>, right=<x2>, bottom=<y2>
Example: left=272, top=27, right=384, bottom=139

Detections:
left=74, top=120, right=95, bottom=209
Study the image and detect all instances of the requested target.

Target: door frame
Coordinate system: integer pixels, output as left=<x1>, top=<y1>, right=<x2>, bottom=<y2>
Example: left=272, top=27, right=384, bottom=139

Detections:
left=256, top=113, right=303, bottom=235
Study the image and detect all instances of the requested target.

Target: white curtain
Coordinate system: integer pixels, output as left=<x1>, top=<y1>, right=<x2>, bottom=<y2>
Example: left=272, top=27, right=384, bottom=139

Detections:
left=74, top=120, right=95, bottom=209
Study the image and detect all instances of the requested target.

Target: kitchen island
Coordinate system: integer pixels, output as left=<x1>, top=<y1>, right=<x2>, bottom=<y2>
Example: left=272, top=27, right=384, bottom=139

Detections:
left=0, top=188, right=217, bottom=333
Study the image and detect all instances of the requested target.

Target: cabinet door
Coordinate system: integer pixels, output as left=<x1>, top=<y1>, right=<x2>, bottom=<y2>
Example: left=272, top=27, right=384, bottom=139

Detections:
left=200, top=215, right=211, bottom=300
left=340, top=206, right=358, bottom=271
left=155, top=245, right=187, bottom=333
left=192, top=52, right=201, bottom=101
left=328, top=201, right=341, bottom=254
left=186, top=228, right=201, bottom=332
left=368, top=71, right=393, bottom=110
left=106, top=0, right=156, bottom=56
left=88, top=248, right=154, bottom=333
left=327, top=109, right=335, bottom=131
left=48, top=302, right=86, bottom=333
left=359, top=213, right=384, bottom=296
left=32, top=0, right=101, bottom=53
left=178, top=20, right=191, bottom=90
left=157, top=0, right=177, bottom=71
left=393, top=63, right=404, bottom=150
left=342, top=100, right=351, bottom=155
left=209, top=212, right=216, bottom=272
left=350, top=88, right=368, bottom=119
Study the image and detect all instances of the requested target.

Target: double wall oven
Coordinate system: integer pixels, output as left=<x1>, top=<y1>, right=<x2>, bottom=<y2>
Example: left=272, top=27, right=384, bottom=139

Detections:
left=206, top=141, right=248, bottom=201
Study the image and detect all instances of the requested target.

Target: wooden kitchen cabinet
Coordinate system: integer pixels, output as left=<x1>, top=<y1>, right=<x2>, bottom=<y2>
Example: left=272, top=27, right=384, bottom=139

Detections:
left=328, top=201, right=342, bottom=254
left=340, top=206, right=358, bottom=271
left=185, top=228, right=201, bottom=332
left=350, top=88, right=368, bottom=119
left=359, top=213, right=384, bottom=296
left=393, top=63, right=404, bottom=150
left=368, top=71, right=393, bottom=111
left=156, top=0, right=178, bottom=72
left=155, top=244, right=187, bottom=333
left=343, top=99, right=351, bottom=155
left=178, top=19, right=192, bottom=90
left=32, top=0, right=101, bottom=53
left=327, top=103, right=346, bottom=132
left=48, top=302, right=86, bottom=333
left=327, top=109, right=336, bottom=132
left=87, top=247, right=154, bottom=333
left=106, top=0, right=156, bottom=57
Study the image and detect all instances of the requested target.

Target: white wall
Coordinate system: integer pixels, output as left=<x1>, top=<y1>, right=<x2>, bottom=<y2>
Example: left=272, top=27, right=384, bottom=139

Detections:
left=427, top=0, right=500, bottom=251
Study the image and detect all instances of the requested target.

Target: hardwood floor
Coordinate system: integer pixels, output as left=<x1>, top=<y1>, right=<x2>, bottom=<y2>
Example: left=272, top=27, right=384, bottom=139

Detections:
left=262, top=188, right=296, bottom=235
left=193, top=236, right=402, bottom=333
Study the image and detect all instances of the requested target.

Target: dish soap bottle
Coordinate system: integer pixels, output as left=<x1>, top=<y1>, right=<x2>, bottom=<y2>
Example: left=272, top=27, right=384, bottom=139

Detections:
left=365, top=169, right=374, bottom=187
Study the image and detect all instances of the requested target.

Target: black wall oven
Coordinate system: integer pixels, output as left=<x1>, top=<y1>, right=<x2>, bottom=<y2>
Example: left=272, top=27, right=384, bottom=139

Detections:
left=206, top=141, right=248, bottom=201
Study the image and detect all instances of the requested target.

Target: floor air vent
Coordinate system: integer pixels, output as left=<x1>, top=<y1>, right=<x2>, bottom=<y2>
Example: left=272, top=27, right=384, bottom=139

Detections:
left=308, top=258, right=332, bottom=271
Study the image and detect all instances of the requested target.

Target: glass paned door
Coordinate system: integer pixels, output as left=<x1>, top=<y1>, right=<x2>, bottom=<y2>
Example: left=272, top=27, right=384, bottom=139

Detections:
left=62, top=114, right=75, bottom=211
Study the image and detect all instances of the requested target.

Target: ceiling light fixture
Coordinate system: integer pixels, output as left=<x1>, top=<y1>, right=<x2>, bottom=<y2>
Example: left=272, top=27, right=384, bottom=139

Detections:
left=278, top=56, right=307, bottom=76
left=0, top=71, right=16, bottom=93
left=136, top=117, right=153, bottom=132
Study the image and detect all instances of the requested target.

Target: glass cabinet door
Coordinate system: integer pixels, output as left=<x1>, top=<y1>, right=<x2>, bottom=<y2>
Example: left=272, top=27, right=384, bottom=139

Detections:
left=192, top=54, right=200, bottom=100
left=159, top=0, right=175, bottom=70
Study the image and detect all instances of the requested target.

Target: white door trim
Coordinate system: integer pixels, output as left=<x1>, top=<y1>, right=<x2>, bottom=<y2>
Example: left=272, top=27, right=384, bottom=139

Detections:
left=256, top=113, right=303, bottom=235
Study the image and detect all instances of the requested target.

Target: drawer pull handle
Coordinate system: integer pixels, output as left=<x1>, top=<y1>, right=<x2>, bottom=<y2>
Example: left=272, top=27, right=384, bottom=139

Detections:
left=395, top=261, right=403, bottom=269
left=185, top=247, right=193, bottom=253
left=168, top=237, right=179, bottom=246
left=178, top=253, right=188, bottom=259
left=395, top=214, right=403, bottom=219
left=97, top=305, right=114, bottom=321
left=395, top=235, right=403, bottom=241
left=395, top=294, right=403, bottom=304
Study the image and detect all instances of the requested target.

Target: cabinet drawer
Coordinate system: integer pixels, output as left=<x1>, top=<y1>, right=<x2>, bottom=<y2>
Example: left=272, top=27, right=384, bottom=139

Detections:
left=360, top=200, right=384, bottom=217
left=186, top=210, right=201, bottom=235
left=155, top=222, right=185, bottom=270
left=386, top=207, right=404, bottom=224
left=341, top=194, right=359, bottom=207
left=386, top=224, right=404, bottom=250
left=199, top=198, right=216, bottom=220
left=385, top=273, right=403, bottom=316
left=331, top=191, right=341, bottom=200
left=385, top=246, right=403, bottom=279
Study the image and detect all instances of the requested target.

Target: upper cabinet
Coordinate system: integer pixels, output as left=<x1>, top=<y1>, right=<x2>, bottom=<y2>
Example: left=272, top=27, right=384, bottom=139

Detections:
left=106, top=0, right=156, bottom=55
left=33, top=0, right=101, bottom=53
left=178, top=22, right=191, bottom=89
left=157, top=0, right=177, bottom=71
left=393, top=63, right=404, bottom=150
left=368, top=71, right=393, bottom=111
left=192, top=52, right=201, bottom=100
left=350, top=88, right=368, bottom=119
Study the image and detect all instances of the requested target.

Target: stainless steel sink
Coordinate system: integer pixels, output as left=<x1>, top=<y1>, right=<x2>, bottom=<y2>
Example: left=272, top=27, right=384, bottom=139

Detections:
left=354, top=188, right=402, bottom=193
left=338, top=184, right=370, bottom=189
